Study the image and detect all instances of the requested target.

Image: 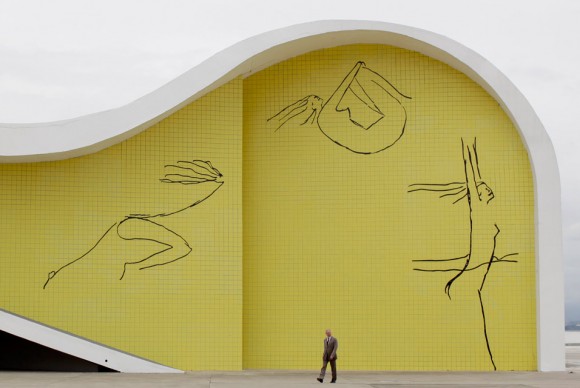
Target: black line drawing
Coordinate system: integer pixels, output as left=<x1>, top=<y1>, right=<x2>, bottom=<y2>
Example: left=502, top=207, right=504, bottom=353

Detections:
left=268, top=61, right=412, bottom=154
left=43, top=160, right=224, bottom=289
left=408, top=138, right=517, bottom=370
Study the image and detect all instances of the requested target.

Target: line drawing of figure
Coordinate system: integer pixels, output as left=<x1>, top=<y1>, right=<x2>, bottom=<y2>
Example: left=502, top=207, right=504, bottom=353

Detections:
left=408, top=138, right=518, bottom=370
left=43, top=160, right=224, bottom=289
left=268, top=61, right=412, bottom=154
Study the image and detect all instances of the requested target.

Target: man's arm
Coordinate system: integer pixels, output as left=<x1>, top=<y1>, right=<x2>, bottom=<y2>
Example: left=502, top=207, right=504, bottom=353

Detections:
left=331, top=339, right=338, bottom=360
left=462, top=138, right=479, bottom=201
left=325, top=62, right=364, bottom=112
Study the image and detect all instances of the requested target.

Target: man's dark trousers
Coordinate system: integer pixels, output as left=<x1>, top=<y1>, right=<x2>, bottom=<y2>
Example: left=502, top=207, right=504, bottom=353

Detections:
left=319, top=358, right=337, bottom=381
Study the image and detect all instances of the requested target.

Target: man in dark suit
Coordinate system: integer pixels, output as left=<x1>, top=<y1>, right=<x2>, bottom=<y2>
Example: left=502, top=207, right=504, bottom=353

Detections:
left=317, top=329, right=338, bottom=383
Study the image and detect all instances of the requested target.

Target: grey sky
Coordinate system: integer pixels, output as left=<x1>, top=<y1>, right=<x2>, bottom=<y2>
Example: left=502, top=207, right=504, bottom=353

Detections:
left=1, top=0, right=578, bottom=321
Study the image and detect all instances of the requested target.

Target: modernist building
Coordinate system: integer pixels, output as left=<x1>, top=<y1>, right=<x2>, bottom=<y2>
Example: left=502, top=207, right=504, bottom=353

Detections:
left=0, top=21, right=564, bottom=372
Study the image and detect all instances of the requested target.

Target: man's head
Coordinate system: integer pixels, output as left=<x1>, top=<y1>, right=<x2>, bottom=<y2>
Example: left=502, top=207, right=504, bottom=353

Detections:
left=325, top=329, right=332, bottom=337
left=476, top=182, right=495, bottom=204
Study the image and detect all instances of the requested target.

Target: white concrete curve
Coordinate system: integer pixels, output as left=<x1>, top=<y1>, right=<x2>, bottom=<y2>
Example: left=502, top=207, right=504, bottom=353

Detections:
left=0, top=20, right=564, bottom=372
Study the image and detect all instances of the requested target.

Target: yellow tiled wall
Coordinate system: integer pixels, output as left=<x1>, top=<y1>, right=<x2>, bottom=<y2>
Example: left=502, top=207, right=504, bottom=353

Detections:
left=0, top=79, right=243, bottom=370
left=243, top=45, right=536, bottom=370
left=0, top=44, right=536, bottom=371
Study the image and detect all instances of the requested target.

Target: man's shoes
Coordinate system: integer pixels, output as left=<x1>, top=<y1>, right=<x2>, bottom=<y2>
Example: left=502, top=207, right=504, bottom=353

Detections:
left=317, top=378, right=323, bottom=383
left=330, top=380, right=336, bottom=383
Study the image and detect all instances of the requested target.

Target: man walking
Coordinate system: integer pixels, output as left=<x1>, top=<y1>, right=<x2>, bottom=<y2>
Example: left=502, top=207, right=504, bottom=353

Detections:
left=317, top=329, right=338, bottom=383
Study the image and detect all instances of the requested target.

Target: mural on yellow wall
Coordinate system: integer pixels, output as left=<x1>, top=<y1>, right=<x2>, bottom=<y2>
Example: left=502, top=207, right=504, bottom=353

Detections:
left=43, top=160, right=224, bottom=289
left=409, top=137, right=519, bottom=370
left=268, top=61, right=412, bottom=154
left=244, top=44, right=535, bottom=371
left=0, top=78, right=243, bottom=371
left=0, top=43, right=535, bottom=372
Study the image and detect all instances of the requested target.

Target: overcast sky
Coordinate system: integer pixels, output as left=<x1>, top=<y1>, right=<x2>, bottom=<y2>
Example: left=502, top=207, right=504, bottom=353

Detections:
left=1, top=0, right=578, bottom=321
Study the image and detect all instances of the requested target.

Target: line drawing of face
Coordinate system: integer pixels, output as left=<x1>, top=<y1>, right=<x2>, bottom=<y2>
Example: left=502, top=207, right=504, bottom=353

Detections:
left=477, top=182, right=495, bottom=204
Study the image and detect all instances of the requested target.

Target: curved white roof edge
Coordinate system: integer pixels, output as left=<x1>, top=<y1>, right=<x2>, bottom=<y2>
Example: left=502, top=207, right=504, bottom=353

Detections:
left=0, top=308, right=182, bottom=373
left=0, top=20, right=564, bottom=371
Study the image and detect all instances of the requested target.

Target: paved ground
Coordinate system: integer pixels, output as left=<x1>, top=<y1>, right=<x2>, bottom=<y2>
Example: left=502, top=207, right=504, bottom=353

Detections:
left=2, top=369, right=580, bottom=388
left=0, top=347, right=578, bottom=388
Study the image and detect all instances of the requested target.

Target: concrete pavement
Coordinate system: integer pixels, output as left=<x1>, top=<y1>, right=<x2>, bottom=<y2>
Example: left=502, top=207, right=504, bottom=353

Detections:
left=1, top=369, right=579, bottom=388
left=0, top=347, right=578, bottom=387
